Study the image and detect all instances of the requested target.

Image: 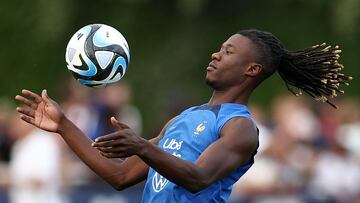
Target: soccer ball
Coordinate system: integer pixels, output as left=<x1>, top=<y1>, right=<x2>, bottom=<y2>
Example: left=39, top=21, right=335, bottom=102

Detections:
left=65, top=24, right=130, bottom=88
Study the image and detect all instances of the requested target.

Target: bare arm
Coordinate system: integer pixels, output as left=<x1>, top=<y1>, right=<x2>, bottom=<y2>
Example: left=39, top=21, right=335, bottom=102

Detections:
left=57, top=117, right=150, bottom=190
left=15, top=89, right=169, bottom=190
left=94, top=116, right=258, bottom=193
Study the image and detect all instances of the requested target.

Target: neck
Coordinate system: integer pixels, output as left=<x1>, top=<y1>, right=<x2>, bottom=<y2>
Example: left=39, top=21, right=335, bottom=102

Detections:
left=208, top=82, right=254, bottom=106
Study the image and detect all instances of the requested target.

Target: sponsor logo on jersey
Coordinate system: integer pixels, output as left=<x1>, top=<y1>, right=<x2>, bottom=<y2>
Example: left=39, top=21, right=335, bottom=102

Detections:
left=163, top=138, right=183, bottom=150
left=152, top=172, right=169, bottom=192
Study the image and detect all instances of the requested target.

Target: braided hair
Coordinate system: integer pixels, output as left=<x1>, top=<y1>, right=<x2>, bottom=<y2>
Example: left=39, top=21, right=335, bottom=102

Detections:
left=238, top=29, right=352, bottom=108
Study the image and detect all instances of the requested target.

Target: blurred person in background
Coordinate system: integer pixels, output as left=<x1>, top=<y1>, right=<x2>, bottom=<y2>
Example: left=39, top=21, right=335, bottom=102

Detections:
left=61, top=78, right=142, bottom=141
left=247, top=104, right=272, bottom=153
left=315, top=101, right=340, bottom=145
left=15, top=29, right=352, bottom=202
left=7, top=113, right=63, bottom=203
left=231, top=96, right=320, bottom=203
left=269, top=95, right=320, bottom=198
left=56, top=79, right=144, bottom=202
left=304, top=99, right=360, bottom=203
left=91, top=81, right=142, bottom=139
left=61, top=78, right=98, bottom=138
left=232, top=97, right=360, bottom=203
left=0, top=98, right=14, bottom=202
left=60, top=79, right=143, bottom=186
left=306, top=140, right=360, bottom=203
left=0, top=98, right=14, bottom=163
left=335, top=99, right=360, bottom=158
left=59, top=78, right=101, bottom=188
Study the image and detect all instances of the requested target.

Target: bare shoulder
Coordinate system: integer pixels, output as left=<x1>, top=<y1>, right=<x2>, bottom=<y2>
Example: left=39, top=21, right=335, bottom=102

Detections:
left=220, top=117, right=258, bottom=153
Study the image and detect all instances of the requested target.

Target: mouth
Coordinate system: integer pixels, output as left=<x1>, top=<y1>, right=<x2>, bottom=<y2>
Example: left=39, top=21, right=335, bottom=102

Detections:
left=207, top=62, right=217, bottom=71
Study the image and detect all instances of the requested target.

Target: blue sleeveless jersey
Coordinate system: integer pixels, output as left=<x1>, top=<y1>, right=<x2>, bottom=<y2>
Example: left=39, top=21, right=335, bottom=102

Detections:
left=141, top=103, right=258, bottom=203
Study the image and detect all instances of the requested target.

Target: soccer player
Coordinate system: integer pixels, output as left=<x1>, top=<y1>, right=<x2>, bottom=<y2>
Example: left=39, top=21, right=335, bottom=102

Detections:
left=15, top=29, right=351, bottom=202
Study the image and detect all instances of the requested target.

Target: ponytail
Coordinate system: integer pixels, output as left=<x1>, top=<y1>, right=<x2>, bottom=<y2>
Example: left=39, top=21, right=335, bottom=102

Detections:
left=238, top=29, right=352, bottom=108
left=277, top=43, right=352, bottom=108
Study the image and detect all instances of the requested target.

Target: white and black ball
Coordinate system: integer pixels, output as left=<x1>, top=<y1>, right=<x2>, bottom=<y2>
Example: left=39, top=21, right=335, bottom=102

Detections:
left=65, top=24, right=130, bottom=88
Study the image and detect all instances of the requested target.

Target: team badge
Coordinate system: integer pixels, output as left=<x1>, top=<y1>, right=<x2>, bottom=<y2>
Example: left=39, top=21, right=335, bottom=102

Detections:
left=194, top=121, right=207, bottom=135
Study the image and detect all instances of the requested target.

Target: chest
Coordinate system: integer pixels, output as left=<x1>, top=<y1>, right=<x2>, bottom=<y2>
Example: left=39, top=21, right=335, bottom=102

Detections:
left=157, top=110, right=219, bottom=162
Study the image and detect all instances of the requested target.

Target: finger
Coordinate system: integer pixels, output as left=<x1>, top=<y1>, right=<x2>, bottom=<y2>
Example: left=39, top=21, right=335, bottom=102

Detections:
left=92, top=138, right=125, bottom=148
left=21, top=89, right=42, bottom=103
left=41, top=89, right=51, bottom=103
left=100, top=151, right=128, bottom=159
left=15, top=95, right=38, bottom=109
left=19, top=115, right=35, bottom=125
left=110, top=117, right=130, bottom=130
left=92, top=140, right=110, bottom=148
left=16, top=107, right=35, bottom=118
left=97, top=146, right=126, bottom=153
left=94, top=131, right=125, bottom=143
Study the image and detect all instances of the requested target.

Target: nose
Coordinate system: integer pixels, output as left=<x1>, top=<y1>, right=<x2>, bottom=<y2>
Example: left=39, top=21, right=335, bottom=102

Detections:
left=211, top=51, right=221, bottom=61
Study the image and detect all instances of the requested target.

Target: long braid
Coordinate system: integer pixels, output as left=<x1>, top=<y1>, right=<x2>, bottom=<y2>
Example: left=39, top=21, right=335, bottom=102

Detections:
left=238, top=29, right=352, bottom=108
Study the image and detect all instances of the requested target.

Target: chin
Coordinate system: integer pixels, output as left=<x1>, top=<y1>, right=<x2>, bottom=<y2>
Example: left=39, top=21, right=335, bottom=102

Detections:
left=205, top=78, right=219, bottom=89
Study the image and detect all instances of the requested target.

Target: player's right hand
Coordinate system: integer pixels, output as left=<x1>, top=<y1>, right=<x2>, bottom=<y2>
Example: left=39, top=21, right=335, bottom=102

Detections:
left=15, top=89, right=65, bottom=133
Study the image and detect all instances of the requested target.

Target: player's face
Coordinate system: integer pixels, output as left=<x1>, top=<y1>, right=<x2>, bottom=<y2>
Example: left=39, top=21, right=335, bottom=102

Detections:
left=205, top=34, right=258, bottom=90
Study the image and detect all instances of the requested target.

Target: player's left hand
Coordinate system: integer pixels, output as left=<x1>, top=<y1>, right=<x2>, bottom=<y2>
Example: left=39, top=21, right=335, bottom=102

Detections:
left=92, top=117, right=147, bottom=158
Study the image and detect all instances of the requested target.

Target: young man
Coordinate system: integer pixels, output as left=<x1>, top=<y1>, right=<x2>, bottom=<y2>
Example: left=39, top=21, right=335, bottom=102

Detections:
left=15, top=29, right=351, bottom=202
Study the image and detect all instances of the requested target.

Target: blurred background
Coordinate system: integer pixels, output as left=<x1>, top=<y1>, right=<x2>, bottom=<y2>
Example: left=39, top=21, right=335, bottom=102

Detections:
left=0, top=0, right=359, bottom=202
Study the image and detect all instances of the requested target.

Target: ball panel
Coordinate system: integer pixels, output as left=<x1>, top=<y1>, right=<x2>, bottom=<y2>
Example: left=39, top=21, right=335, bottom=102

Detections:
left=95, top=51, right=114, bottom=70
left=66, top=48, right=77, bottom=63
left=93, top=25, right=130, bottom=62
left=65, top=25, right=92, bottom=68
left=95, top=44, right=130, bottom=65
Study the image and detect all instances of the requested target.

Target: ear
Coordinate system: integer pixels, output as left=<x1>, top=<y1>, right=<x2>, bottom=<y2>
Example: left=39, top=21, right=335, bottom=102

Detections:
left=245, top=63, right=262, bottom=77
